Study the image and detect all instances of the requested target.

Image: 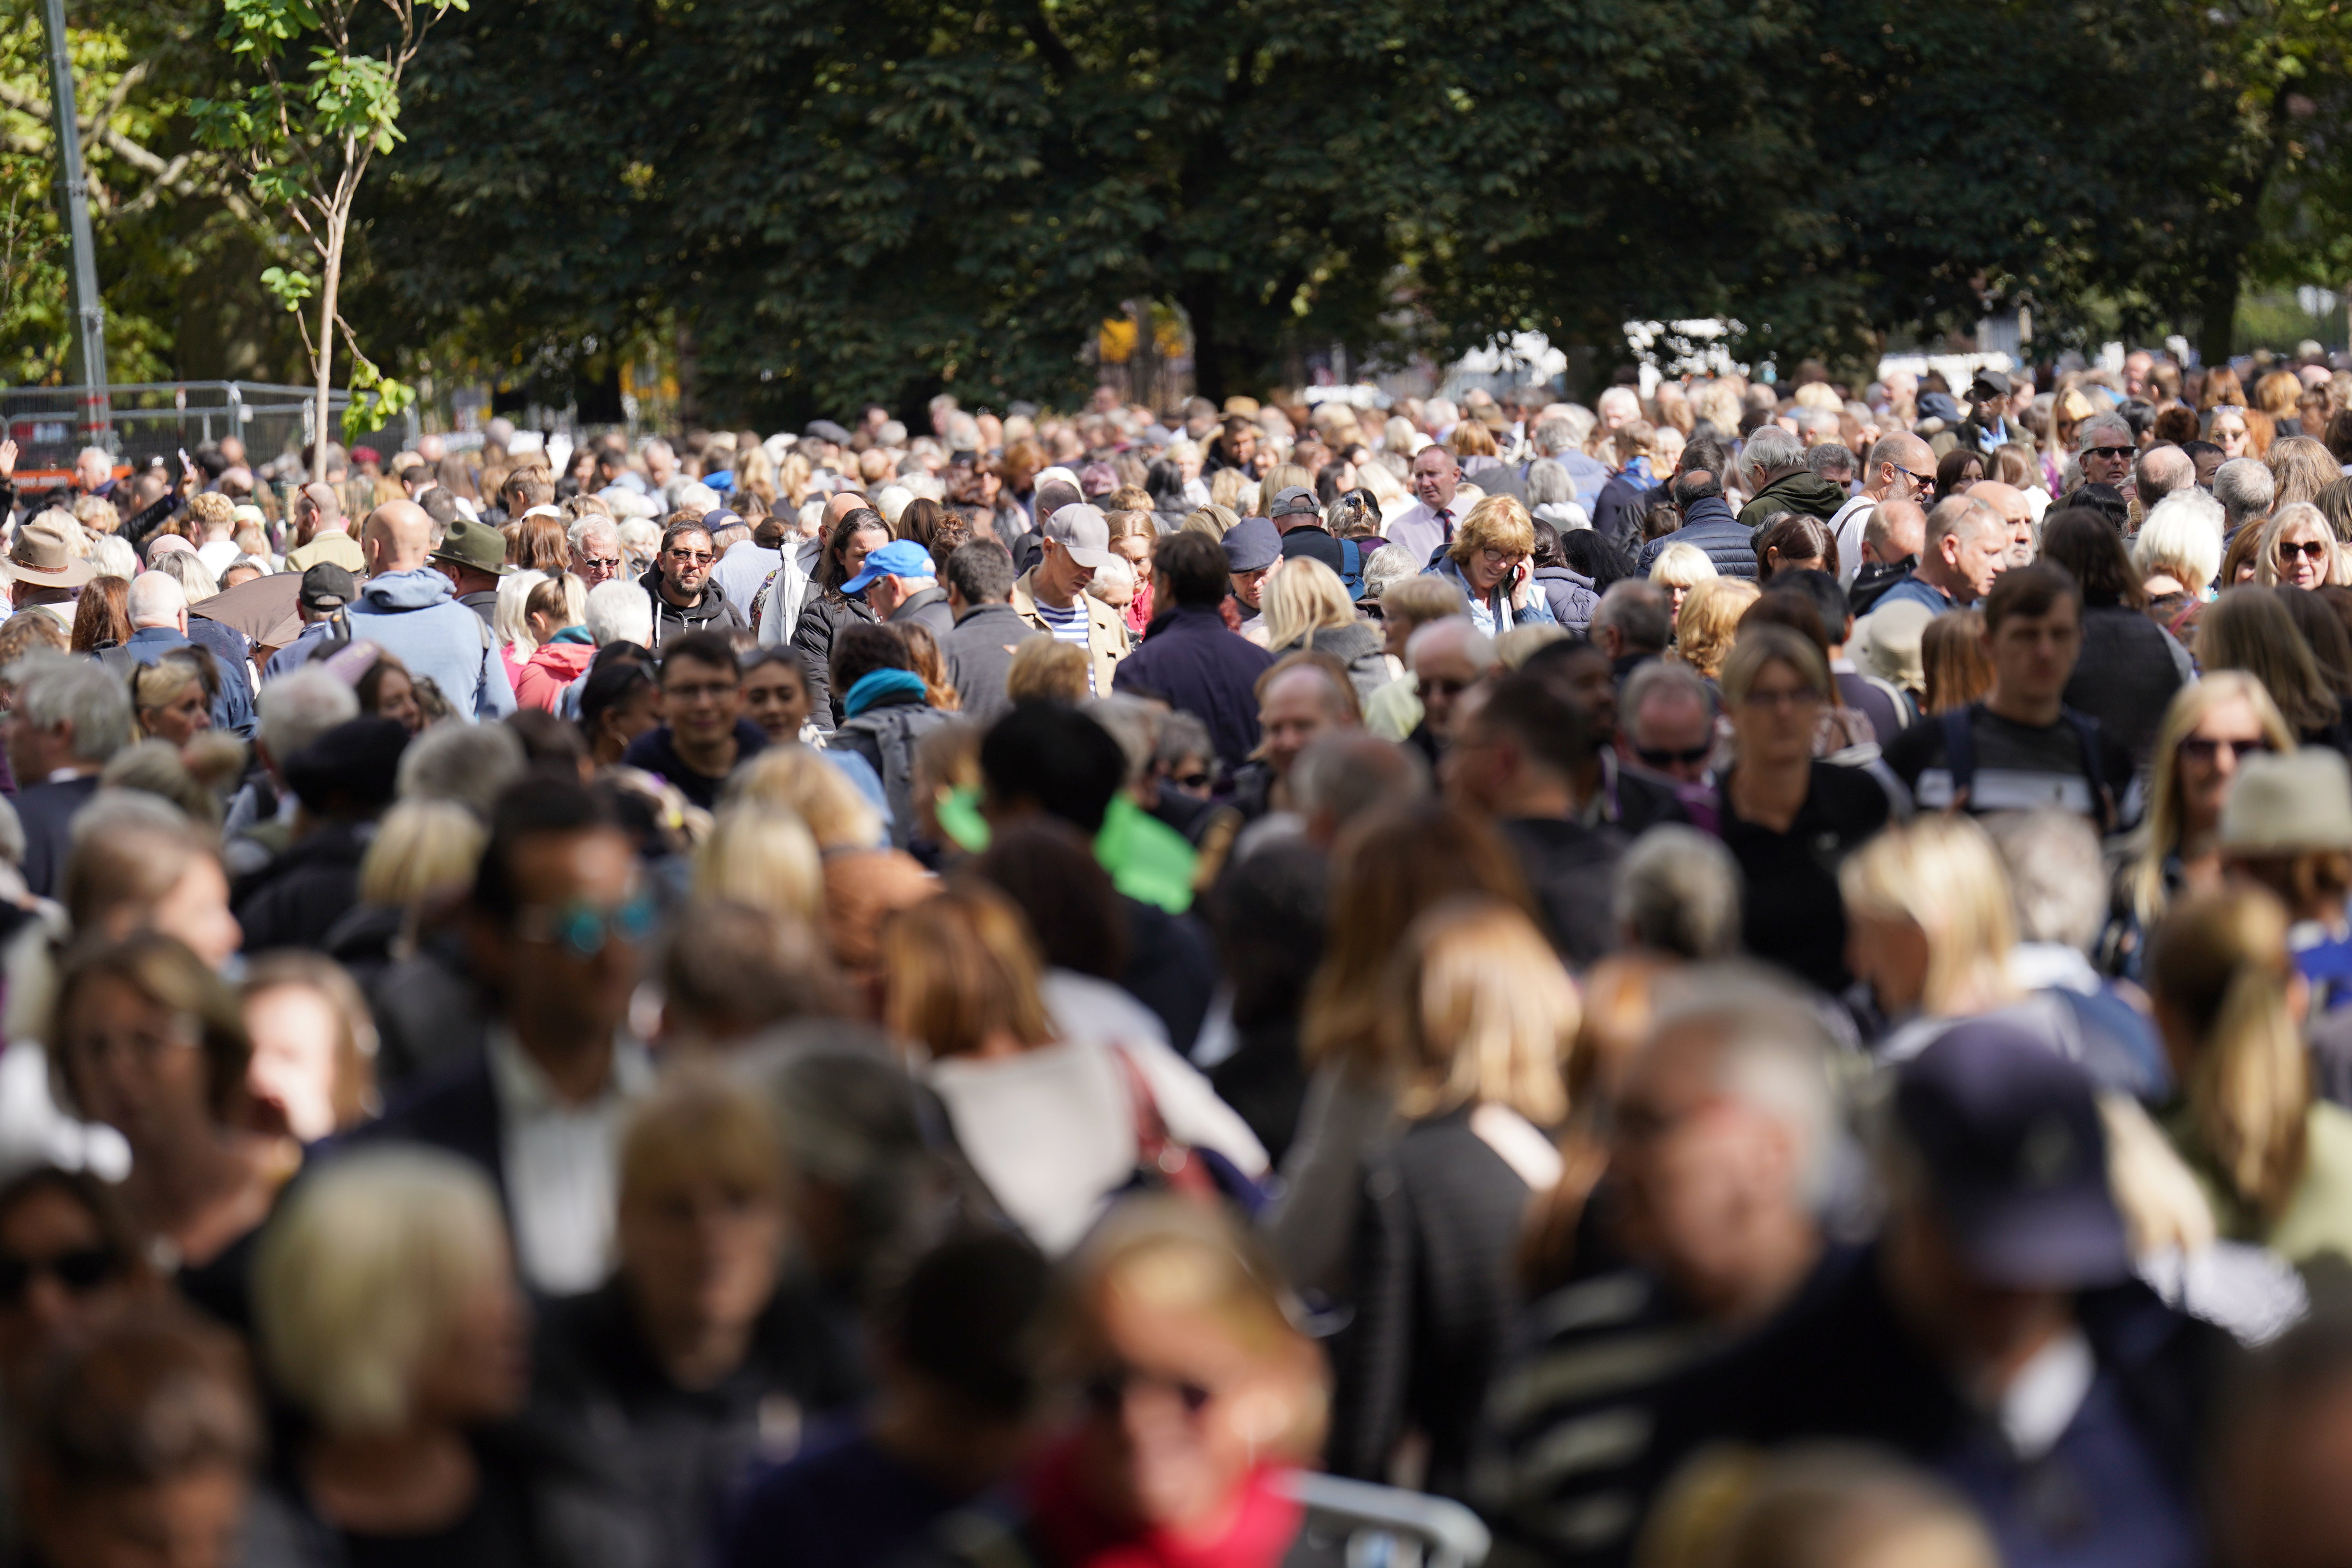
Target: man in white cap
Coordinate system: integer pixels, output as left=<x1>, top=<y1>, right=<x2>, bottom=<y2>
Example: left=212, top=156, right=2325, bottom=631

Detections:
left=1011, top=502, right=1127, bottom=695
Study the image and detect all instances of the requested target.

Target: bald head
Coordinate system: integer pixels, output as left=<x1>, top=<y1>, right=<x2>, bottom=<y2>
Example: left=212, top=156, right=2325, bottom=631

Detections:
left=1970, top=481, right=2034, bottom=567
left=1865, top=499, right=1927, bottom=564
left=361, top=500, right=434, bottom=575
left=2136, top=444, right=2194, bottom=509
left=298, top=481, right=346, bottom=536
left=1866, top=432, right=1936, bottom=503
left=823, top=491, right=872, bottom=529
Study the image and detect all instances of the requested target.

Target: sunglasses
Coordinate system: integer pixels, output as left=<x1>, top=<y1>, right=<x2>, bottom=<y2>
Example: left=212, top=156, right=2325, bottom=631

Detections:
left=2179, top=737, right=2269, bottom=763
left=2084, top=446, right=2137, bottom=461
left=2279, top=539, right=2330, bottom=561
left=1084, top=1366, right=1214, bottom=1417
left=0, top=1248, right=116, bottom=1305
left=1635, top=743, right=1711, bottom=767
left=515, top=892, right=659, bottom=958
left=1172, top=771, right=1212, bottom=790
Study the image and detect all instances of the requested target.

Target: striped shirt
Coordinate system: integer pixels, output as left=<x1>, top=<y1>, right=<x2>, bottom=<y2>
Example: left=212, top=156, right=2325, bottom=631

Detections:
left=1032, top=597, right=1096, bottom=692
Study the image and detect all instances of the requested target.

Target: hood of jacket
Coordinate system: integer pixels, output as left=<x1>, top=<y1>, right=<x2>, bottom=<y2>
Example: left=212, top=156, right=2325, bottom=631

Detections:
left=355, top=568, right=456, bottom=613
left=525, top=640, right=597, bottom=678
left=1747, top=470, right=1847, bottom=521
left=639, top=565, right=730, bottom=624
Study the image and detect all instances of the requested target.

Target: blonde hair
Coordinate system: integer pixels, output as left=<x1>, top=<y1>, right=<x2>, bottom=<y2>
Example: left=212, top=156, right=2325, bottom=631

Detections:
left=358, top=800, right=486, bottom=906
left=1260, top=557, right=1358, bottom=651
left=493, top=569, right=548, bottom=655
left=2122, top=674, right=2295, bottom=929
left=619, top=1070, right=784, bottom=1209
left=1181, top=503, right=1239, bottom=540
left=1839, top=815, right=2016, bottom=1016
left=2149, top=885, right=2310, bottom=1220
left=1385, top=897, right=1577, bottom=1125
left=2252, top=502, right=2350, bottom=588
left=524, top=572, right=586, bottom=632
left=255, top=1147, right=509, bottom=1434
left=1005, top=639, right=1089, bottom=705
left=1673, top=577, right=1759, bottom=680
left=726, top=744, right=884, bottom=850
left=693, top=805, right=822, bottom=922
left=1449, top=494, right=1536, bottom=568
left=1649, top=541, right=1718, bottom=591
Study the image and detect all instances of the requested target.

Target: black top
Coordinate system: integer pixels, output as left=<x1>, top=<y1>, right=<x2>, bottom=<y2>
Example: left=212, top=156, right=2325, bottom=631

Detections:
left=1715, top=760, right=1893, bottom=995
left=1882, top=702, right=2138, bottom=829
left=1502, top=816, right=1624, bottom=968
left=620, top=719, right=770, bottom=810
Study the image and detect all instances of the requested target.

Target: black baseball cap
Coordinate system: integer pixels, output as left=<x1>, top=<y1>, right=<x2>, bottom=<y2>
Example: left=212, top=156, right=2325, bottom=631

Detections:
left=1893, top=1020, right=2130, bottom=1291
left=1969, top=368, right=2012, bottom=403
left=1269, top=485, right=1321, bottom=520
left=298, top=563, right=356, bottom=615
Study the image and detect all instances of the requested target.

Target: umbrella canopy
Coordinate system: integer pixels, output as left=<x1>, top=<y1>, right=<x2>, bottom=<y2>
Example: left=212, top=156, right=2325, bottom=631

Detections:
left=190, top=569, right=305, bottom=653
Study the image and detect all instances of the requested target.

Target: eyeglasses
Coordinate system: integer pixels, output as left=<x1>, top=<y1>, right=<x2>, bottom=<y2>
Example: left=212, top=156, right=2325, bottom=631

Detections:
left=514, top=892, right=659, bottom=958
left=665, top=550, right=715, bottom=565
left=1635, top=743, right=1711, bottom=767
left=1893, top=465, right=1936, bottom=489
left=2279, top=539, right=2331, bottom=562
left=1172, top=770, right=1212, bottom=790
left=0, top=1248, right=116, bottom=1306
left=579, top=555, right=622, bottom=573
left=2084, top=446, right=2137, bottom=462
left=2179, top=737, right=2270, bottom=763
left=1083, top=1366, right=1215, bottom=1418
left=1477, top=546, right=1524, bottom=569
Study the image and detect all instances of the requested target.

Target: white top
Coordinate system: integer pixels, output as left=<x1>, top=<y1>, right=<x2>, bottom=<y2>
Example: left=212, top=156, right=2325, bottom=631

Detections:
left=1385, top=501, right=1454, bottom=571
left=1828, top=493, right=1875, bottom=588
left=487, top=1028, right=653, bottom=1295
left=927, top=975, right=1267, bottom=1254
left=197, top=539, right=245, bottom=577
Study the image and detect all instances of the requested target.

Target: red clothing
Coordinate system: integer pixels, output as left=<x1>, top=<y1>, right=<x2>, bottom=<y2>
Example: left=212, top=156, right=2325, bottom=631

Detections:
left=514, top=640, right=596, bottom=711
left=1125, top=580, right=1155, bottom=639
left=1025, top=1434, right=1300, bottom=1568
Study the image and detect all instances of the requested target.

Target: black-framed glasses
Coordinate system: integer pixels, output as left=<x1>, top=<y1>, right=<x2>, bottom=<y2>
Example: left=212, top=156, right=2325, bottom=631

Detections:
left=1636, top=743, right=1711, bottom=767
left=2179, top=737, right=2269, bottom=764
left=0, top=1248, right=116, bottom=1305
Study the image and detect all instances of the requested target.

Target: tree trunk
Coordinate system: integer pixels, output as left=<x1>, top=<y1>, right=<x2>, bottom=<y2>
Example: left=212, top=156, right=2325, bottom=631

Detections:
left=312, top=209, right=347, bottom=485
left=2196, top=250, right=2239, bottom=370
left=1183, top=285, right=1229, bottom=406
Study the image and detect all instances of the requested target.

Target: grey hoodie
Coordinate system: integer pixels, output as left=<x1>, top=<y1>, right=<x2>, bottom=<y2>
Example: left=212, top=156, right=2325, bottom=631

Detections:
left=347, top=567, right=517, bottom=720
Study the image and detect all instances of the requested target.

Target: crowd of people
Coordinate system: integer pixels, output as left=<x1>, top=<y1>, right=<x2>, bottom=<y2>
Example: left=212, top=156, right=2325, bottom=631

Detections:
left=0, top=348, right=2349, bottom=1568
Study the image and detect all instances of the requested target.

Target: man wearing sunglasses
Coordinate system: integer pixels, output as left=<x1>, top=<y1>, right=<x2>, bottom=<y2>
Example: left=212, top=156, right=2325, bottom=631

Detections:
left=643, top=518, right=748, bottom=648
left=2072, top=414, right=2140, bottom=499
left=359, top=778, right=653, bottom=1298
left=1621, top=661, right=1717, bottom=788
left=1829, top=431, right=1936, bottom=589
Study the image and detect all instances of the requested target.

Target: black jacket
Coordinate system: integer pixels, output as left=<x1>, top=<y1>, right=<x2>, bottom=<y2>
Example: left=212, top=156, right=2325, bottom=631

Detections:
left=232, top=817, right=375, bottom=954
left=1327, top=1103, right=1542, bottom=1499
left=13, top=774, right=98, bottom=901
left=641, top=565, right=750, bottom=651
left=939, top=601, right=1041, bottom=726
left=2063, top=604, right=2190, bottom=770
left=1502, top=816, right=1623, bottom=967
left=791, top=584, right=879, bottom=730
left=534, top=1277, right=866, bottom=1568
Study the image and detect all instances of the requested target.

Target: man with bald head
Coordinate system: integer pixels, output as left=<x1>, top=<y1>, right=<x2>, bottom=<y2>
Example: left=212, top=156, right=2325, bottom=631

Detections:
left=347, top=500, right=515, bottom=720
left=1968, top=481, right=2036, bottom=568
left=285, top=481, right=365, bottom=573
left=1829, top=432, right=1936, bottom=587
left=2134, top=445, right=2194, bottom=519
left=1867, top=495, right=2007, bottom=615
left=1848, top=498, right=1929, bottom=615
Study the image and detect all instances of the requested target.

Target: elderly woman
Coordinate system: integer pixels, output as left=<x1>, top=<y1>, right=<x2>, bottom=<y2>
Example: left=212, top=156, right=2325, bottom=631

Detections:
left=254, top=1147, right=628, bottom=1565
left=1648, top=540, right=1717, bottom=623
left=1424, top=494, right=1558, bottom=636
left=131, top=652, right=217, bottom=750
left=536, top=1074, right=862, bottom=1567
left=2254, top=501, right=2348, bottom=592
left=2135, top=488, right=2226, bottom=645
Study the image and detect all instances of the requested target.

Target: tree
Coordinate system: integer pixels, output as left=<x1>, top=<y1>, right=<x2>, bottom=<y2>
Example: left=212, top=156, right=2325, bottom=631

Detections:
left=194, top=0, right=459, bottom=477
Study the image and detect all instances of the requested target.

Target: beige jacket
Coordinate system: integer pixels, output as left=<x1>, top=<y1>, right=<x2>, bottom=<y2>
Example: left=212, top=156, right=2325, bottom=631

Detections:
left=1011, top=568, right=1128, bottom=696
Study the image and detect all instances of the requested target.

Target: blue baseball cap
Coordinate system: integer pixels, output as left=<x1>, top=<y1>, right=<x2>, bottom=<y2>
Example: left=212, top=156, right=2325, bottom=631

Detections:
left=1893, top=1020, right=2130, bottom=1291
left=842, top=538, right=936, bottom=595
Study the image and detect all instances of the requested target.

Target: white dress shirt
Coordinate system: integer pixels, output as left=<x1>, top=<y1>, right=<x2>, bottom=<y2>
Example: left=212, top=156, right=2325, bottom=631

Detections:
left=1385, top=501, right=1455, bottom=570
left=487, top=1027, right=653, bottom=1296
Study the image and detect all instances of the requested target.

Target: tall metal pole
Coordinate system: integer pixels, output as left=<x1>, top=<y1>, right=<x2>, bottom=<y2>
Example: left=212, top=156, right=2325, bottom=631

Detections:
left=38, top=0, right=109, bottom=445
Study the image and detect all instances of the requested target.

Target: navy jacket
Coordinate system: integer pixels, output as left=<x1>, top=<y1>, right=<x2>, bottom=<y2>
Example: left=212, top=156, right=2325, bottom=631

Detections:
left=15, top=774, right=98, bottom=900
left=1635, top=495, right=1757, bottom=579
left=127, top=624, right=256, bottom=739
left=1113, top=606, right=1277, bottom=770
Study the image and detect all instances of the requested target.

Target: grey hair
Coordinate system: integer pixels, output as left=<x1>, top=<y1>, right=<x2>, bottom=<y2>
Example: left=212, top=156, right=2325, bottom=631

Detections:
left=1531, top=418, right=1580, bottom=458
left=1804, top=443, right=1857, bottom=483
left=2213, top=457, right=2277, bottom=530
left=1982, top=809, right=2107, bottom=953
left=1082, top=695, right=1159, bottom=790
left=584, top=579, right=654, bottom=647
left=1648, top=964, right=1844, bottom=1209
left=1622, top=658, right=1716, bottom=728
left=12, top=655, right=132, bottom=765
left=1360, top=543, right=1420, bottom=601
left=1527, top=458, right=1576, bottom=507
left=1739, top=425, right=1804, bottom=483
left=1615, top=824, right=1742, bottom=959
left=1290, top=731, right=1428, bottom=827
left=568, top=514, right=621, bottom=552
left=396, top=720, right=527, bottom=820
left=2075, top=413, right=2134, bottom=454
left=257, top=668, right=360, bottom=766
left=1151, top=710, right=1213, bottom=771
left=1593, top=578, right=1673, bottom=652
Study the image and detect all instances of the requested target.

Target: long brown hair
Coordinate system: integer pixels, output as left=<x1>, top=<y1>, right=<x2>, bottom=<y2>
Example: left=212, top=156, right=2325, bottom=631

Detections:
left=1921, top=609, right=1993, bottom=715
left=880, top=887, right=1054, bottom=1060
left=1301, top=802, right=1534, bottom=1079
left=70, top=577, right=132, bottom=653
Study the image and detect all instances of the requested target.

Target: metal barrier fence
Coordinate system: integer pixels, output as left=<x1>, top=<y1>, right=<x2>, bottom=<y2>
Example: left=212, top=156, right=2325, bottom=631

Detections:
left=0, top=382, right=418, bottom=480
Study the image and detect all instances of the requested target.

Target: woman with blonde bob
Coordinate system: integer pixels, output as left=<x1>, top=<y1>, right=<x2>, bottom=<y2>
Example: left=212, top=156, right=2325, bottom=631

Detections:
left=2111, top=674, right=2294, bottom=975
left=2252, top=501, right=2348, bottom=591
left=693, top=804, right=822, bottom=923
left=1647, top=539, right=1717, bottom=623
left=2149, top=886, right=2352, bottom=1267
left=1328, top=897, right=1572, bottom=1495
left=1841, top=815, right=2019, bottom=1035
left=1261, top=557, right=1387, bottom=702
left=1673, top=575, right=1760, bottom=682
left=252, top=1147, right=607, bottom=1559
left=882, top=888, right=1265, bottom=1254
left=2134, top=488, right=2226, bottom=644
left=1428, top=494, right=1558, bottom=635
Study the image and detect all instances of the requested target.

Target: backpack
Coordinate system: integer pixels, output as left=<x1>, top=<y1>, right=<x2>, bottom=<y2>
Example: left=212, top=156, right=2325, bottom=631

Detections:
left=828, top=703, right=954, bottom=849
left=1336, top=536, right=1363, bottom=599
